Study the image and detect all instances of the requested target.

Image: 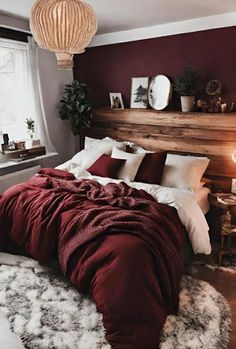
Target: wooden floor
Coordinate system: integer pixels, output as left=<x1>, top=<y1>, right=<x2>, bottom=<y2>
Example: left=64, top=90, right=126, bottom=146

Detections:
left=193, top=264, right=236, bottom=349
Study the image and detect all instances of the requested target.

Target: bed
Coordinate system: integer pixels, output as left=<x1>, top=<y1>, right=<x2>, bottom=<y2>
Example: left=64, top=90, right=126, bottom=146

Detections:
left=3, top=106, right=236, bottom=348
left=0, top=131, right=213, bottom=349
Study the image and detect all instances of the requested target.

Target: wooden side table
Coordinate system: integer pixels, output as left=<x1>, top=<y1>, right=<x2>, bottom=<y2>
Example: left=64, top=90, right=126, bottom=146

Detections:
left=209, top=193, right=236, bottom=264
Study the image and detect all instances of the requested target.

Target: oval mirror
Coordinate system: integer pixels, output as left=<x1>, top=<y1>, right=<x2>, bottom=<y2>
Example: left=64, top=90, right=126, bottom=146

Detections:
left=148, top=75, right=172, bottom=110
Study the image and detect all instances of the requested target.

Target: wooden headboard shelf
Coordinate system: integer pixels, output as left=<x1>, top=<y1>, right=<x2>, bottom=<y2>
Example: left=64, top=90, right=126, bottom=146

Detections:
left=88, top=108, right=236, bottom=191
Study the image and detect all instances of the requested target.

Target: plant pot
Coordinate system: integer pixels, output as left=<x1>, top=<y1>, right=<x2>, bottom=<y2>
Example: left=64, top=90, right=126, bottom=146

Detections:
left=180, top=96, right=195, bottom=112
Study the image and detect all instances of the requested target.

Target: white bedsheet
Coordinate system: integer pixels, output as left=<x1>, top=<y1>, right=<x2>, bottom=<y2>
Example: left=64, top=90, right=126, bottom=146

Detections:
left=195, top=187, right=211, bottom=215
left=57, top=165, right=211, bottom=255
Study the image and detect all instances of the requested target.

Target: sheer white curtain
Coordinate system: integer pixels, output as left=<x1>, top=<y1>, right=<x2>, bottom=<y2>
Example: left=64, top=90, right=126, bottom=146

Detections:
left=0, top=37, right=55, bottom=152
left=27, top=37, right=55, bottom=152
left=0, top=39, right=35, bottom=141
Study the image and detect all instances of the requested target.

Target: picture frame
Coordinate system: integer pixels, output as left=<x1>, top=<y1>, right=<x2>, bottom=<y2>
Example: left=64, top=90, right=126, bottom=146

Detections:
left=130, top=77, right=149, bottom=109
left=109, top=93, right=124, bottom=109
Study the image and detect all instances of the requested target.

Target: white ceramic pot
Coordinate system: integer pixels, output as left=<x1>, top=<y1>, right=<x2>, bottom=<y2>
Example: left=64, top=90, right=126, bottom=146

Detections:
left=180, top=96, right=195, bottom=112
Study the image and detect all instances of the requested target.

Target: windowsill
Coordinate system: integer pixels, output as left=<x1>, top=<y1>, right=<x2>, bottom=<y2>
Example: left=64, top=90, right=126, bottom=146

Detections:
left=0, top=152, right=58, bottom=171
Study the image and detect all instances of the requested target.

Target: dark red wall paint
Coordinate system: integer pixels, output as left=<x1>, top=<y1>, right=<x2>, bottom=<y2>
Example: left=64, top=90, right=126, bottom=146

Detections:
left=74, top=26, right=236, bottom=109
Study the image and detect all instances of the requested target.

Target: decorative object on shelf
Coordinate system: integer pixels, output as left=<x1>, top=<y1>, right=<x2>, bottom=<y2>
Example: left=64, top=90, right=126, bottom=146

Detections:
left=1, top=133, right=9, bottom=153
left=231, top=151, right=236, bottom=193
left=130, top=77, right=149, bottom=109
left=206, top=80, right=221, bottom=96
left=196, top=99, right=208, bottom=112
left=206, top=80, right=221, bottom=95
left=220, top=102, right=234, bottom=113
left=30, top=0, right=97, bottom=70
left=148, top=75, right=172, bottom=111
left=3, top=134, right=9, bottom=146
left=196, top=80, right=234, bottom=113
left=206, top=80, right=221, bottom=113
left=26, top=118, right=35, bottom=141
left=14, top=141, right=26, bottom=151
left=1, top=134, right=17, bottom=152
left=109, top=93, right=124, bottom=109
left=5, top=145, right=46, bottom=162
left=174, top=66, right=200, bottom=112
left=59, top=79, right=93, bottom=149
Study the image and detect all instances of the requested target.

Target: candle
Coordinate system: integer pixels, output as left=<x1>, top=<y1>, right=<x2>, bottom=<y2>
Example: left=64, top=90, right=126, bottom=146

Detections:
left=232, top=178, right=236, bottom=194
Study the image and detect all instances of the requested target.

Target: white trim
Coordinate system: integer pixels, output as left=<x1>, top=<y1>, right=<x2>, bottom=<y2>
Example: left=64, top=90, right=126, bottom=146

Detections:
left=0, top=37, right=28, bottom=50
left=89, top=12, right=236, bottom=47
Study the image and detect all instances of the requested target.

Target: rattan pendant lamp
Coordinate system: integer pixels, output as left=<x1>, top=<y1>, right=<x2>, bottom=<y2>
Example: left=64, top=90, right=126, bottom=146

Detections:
left=30, top=0, right=98, bottom=70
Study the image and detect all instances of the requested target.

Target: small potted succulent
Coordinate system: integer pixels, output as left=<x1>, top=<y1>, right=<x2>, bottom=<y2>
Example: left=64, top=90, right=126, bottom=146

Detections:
left=174, top=66, right=200, bottom=112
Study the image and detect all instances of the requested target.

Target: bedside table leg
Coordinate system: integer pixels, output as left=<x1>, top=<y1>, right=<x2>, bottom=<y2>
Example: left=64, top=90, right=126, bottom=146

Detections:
left=227, top=236, right=231, bottom=250
left=219, top=235, right=225, bottom=265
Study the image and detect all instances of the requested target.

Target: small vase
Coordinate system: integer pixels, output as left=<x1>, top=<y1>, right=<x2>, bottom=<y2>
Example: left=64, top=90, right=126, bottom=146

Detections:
left=180, top=96, right=195, bottom=112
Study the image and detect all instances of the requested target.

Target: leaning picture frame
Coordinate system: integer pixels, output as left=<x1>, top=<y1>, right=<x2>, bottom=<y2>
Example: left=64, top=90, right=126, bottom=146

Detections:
left=109, top=93, right=124, bottom=109
left=130, top=77, right=149, bottom=109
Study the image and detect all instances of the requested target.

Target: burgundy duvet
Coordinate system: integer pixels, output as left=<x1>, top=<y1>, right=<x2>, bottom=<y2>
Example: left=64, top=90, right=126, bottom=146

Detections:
left=0, top=171, right=186, bottom=349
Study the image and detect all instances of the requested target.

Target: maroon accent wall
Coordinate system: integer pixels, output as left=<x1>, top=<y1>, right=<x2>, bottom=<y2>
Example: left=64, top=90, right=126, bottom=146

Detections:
left=74, top=26, right=236, bottom=109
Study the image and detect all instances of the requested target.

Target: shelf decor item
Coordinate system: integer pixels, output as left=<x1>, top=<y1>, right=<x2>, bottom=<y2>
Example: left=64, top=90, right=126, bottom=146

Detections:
left=30, top=0, right=97, bottom=70
left=174, top=66, right=200, bottom=112
left=148, top=75, right=172, bottom=110
left=26, top=118, right=35, bottom=140
left=130, top=77, right=149, bottom=109
left=109, top=93, right=124, bottom=109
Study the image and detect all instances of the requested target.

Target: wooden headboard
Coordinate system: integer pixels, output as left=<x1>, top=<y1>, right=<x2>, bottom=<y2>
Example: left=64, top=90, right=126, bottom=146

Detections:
left=87, top=108, right=236, bottom=191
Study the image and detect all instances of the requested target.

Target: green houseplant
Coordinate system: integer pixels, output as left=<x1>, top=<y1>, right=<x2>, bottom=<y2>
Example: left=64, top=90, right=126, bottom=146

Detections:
left=174, top=66, right=200, bottom=112
left=25, top=117, right=35, bottom=141
left=58, top=79, right=93, bottom=147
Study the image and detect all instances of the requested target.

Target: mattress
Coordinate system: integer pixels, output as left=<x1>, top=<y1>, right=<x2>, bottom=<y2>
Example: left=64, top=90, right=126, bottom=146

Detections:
left=196, top=187, right=211, bottom=215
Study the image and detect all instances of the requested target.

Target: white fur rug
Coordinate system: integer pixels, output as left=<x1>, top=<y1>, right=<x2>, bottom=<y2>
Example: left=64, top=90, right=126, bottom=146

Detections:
left=0, top=253, right=231, bottom=349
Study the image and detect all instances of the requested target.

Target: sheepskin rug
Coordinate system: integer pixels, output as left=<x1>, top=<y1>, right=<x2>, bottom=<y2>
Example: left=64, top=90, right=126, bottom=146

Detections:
left=0, top=255, right=231, bottom=349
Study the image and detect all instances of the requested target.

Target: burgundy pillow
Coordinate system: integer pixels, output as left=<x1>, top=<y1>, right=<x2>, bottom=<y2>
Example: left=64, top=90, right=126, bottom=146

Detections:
left=135, top=152, right=167, bottom=184
left=38, top=168, right=76, bottom=180
left=87, top=154, right=126, bottom=178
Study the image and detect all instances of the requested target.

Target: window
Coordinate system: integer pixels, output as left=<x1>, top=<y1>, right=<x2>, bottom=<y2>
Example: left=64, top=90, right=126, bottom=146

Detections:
left=0, top=38, right=38, bottom=143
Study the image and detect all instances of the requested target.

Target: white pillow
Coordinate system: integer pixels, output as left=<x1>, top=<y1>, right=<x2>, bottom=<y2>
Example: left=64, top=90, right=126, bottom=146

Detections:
left=70, top=148, right=106, bottom=170
left=84, top=136, right=126, bottom=154
left=111, top=147, right=144, bottom=181
left=161, top=153, right=210, bottom=191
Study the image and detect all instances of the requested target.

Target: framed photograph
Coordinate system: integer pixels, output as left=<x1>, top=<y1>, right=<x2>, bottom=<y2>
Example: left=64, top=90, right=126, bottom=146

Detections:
left=130, top=77, right=149, bottom=108
left=109, top=93, right=124, bottom=109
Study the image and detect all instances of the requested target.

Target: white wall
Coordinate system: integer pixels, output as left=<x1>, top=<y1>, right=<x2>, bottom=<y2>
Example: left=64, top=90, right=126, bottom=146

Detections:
left=0, top=13, right=30, bottom=32
left=38, top=48, right=75, bottom=166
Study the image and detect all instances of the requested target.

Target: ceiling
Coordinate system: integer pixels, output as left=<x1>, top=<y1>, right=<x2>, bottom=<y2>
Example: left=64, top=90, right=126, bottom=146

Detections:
left=0, top=0, right=236, bottom=35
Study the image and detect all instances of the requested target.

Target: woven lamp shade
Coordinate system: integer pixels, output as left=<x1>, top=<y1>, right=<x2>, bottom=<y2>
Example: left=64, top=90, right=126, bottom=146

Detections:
left=30, top=0, right=97, bottom=70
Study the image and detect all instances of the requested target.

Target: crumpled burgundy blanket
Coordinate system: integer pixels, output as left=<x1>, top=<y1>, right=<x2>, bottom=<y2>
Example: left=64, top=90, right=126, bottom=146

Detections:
left=0, top=171, right=186, bottom=349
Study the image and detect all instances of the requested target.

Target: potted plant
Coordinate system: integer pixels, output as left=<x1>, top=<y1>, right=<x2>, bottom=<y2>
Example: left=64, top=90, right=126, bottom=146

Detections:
left=58, top=79, right=93, bottom=149
left=174, top=66, right=200, bottom=112
left=25, top=118, right=35, bottom=146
